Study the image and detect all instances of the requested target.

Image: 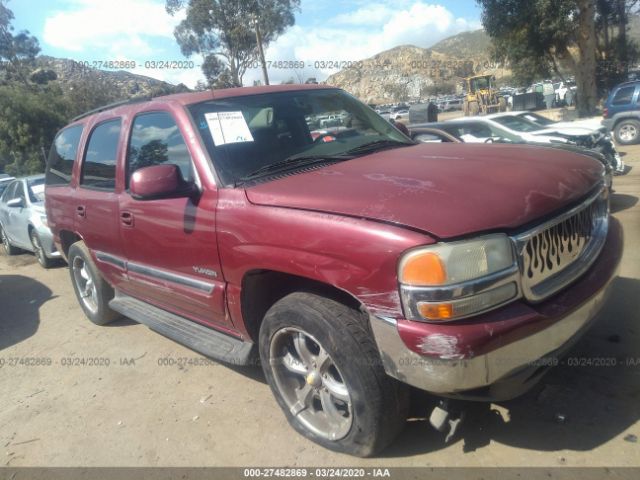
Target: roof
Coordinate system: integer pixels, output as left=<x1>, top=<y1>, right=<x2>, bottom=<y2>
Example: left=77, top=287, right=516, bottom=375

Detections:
left=69, top=83, right=338, bottom=126
left=157, top=83, right=335, bottom=106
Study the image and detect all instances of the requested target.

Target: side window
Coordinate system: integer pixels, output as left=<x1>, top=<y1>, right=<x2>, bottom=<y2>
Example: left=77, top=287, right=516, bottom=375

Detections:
left=80, top=119, right=121, bottom=190
left=46, top=124, right=84, bottom=186
left=1, top=182, right=17, bottom=202
left=126, top=112, right=194, bottom=187
left=612, top=86, right=635, bottom=105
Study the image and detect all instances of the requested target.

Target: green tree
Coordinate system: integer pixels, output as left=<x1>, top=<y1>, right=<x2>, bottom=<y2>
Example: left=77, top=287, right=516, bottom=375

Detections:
left=477, top=0, right=599, bottom=116
left=0, top=84, right=69, bottom=175
left=165, top=0, right=299, bottom=87
left=0, top=0, right=40, bottom=86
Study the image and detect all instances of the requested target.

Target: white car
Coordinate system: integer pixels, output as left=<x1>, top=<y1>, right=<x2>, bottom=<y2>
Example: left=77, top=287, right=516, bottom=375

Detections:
left=493, top=112, right=623, bottom=174
left=515, top=111, right=605, bottom=133
left=391, top=110, right=409, bottom=120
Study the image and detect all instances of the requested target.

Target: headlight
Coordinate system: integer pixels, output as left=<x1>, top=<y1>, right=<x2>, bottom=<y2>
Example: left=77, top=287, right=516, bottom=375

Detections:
left=398, top=234, right=519, bottom=322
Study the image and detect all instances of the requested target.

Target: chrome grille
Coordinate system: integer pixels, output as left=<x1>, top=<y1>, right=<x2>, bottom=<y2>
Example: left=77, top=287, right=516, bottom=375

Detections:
left=514, top=187, right=609, bottom=302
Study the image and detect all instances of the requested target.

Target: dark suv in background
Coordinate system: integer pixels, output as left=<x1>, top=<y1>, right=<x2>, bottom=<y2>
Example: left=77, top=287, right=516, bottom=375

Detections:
left=45, top=85, right=621, bottom=456
left=603, top=80, right=640, bottom=145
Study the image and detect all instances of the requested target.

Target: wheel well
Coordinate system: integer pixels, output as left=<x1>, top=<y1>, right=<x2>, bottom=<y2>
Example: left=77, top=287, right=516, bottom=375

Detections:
left=240, top=270, right=364, bottom=343
left=613, top=116, right=640, bottom=129
left=59, top=230, right=81, bottom=257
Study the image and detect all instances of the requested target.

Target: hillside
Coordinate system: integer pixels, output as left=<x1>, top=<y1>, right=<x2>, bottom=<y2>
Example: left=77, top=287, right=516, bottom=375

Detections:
left=430, top=29, right=492, bottom=58
left=325, top=30, right=506, bottom=104
left=34, top=56, right=189, bottom=98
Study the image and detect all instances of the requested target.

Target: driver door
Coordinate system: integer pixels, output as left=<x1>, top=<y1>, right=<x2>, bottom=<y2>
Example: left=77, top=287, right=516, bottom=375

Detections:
left=118, top=110, right=229, bottom=329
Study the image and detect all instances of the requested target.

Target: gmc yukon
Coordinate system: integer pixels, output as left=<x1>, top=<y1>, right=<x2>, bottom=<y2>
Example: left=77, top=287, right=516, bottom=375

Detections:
left=45, top=85, right=622, bottom=456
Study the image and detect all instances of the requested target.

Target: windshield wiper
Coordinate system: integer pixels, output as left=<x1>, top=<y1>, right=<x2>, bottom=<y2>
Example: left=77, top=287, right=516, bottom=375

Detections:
left=236, top=154, right=352, bottom=185
left=344, top=139, right=416, bottom=155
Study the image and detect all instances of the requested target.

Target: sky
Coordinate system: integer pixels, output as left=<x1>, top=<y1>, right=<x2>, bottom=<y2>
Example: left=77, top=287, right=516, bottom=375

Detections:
left=8, top=0, right=483, bottom=88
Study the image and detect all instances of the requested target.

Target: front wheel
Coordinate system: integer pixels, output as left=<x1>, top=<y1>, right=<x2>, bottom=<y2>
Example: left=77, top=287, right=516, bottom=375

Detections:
left=259, top=292, right=408, bottom=456
left=68, top=241, right=120, bottom=325
left=614, top=119, right=640, bottom=145
left=30, top=230, right=55, bottom=269
left=0, top=225, right=20, bottom=256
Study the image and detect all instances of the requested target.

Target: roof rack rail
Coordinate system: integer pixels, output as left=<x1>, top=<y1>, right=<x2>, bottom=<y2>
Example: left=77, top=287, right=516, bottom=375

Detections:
left=70, top=95, right=153, bottom=123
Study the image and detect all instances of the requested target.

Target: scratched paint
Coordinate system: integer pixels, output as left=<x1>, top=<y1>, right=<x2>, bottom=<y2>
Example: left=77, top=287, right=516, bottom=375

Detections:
left=417, top=333, right=464, bottom=359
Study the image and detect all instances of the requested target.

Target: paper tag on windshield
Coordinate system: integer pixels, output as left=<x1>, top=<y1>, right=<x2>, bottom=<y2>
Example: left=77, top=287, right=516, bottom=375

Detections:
left=204, top=111, right=254, bottom=146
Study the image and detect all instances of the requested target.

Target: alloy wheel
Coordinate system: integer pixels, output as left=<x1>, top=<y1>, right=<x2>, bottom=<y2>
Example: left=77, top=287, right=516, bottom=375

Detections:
left=72, top=256, right=99, bottom=314
left=619, top=124, right=638, bottom=142
left=1, top=228, right=10, bottom=254
left=31, top=232, right=46, bottom=266
left=269, top=327, right=353, bottom=441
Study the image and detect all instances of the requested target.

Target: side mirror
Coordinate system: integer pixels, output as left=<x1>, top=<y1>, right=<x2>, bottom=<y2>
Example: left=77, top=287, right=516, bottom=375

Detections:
left=130, top=164, right=198, bottom=201
left=6, top=198, right=24, bottom=208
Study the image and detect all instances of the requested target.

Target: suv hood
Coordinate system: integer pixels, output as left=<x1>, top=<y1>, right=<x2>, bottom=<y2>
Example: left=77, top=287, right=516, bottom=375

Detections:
left=245, top=143, right=603, bottom=239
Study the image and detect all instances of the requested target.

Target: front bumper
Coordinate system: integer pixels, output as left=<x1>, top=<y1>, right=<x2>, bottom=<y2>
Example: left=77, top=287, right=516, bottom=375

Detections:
left=371, top=218, right=622, bottom=400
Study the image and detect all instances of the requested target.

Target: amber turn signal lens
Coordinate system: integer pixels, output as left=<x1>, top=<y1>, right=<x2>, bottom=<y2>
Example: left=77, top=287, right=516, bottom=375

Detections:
left=417, top=302, right=454, bottom=321
left=400, top=251, right=446, bottom=286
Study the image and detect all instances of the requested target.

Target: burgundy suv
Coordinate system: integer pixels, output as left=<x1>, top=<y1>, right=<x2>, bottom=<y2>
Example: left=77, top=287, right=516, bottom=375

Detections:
left=45, top=85, right=622, bottom=456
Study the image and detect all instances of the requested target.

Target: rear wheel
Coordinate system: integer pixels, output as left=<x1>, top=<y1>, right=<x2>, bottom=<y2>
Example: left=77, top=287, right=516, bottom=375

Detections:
left=614, top=119, right=640, bottom=145
left=0, top=225, right=19, bottom=256
left=30, top=230, right=54, bottom=269
left=259, top=292, right=408, bottom=457
left=68, top=241, right=120, bottom=325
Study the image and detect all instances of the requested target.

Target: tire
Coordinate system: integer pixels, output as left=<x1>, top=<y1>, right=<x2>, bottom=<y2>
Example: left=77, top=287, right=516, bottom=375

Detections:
left=469, top=101, right=480, bottom=116
left=259, top=292, right=409, bottom=457
left=614, top=119, right=640, bottom=145
left=0, top=224, right=20, bottom=256
left=68, top=241, right=120, bottom=325
left=30, top=229, right=55, bottom=269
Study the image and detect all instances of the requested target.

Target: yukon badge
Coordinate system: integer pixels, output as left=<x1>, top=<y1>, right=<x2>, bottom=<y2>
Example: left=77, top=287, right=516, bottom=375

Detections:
left=192, top=266, right=217, bottom=278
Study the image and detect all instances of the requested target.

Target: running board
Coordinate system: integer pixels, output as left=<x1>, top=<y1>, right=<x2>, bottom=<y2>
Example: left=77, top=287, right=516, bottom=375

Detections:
left=109, top=293, right=255, bottom=366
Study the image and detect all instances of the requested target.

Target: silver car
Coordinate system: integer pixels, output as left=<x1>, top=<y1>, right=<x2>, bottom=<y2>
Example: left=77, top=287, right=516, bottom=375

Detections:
left=0, top=175, right=61, bottom=268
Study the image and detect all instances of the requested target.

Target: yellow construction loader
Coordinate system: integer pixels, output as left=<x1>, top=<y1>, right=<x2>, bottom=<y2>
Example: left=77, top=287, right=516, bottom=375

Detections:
left=463, top=74, right=507, bottom=116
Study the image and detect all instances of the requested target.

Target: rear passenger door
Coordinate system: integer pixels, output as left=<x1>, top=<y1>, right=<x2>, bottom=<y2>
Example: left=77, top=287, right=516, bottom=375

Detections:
left=118, top=111, right=228, bottom=329
left=75, top=118, right=128, bottom=288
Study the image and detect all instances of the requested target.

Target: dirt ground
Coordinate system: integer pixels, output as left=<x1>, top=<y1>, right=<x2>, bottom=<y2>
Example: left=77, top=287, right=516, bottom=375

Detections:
left=0, top=146, right=639, bottom=468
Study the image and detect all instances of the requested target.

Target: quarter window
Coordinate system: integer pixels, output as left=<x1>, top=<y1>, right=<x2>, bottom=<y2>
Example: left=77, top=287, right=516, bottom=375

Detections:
left=80, top=119, right=121, bottom=190
left=127, top=112, right=194, bottom=187
left=612, top=86, right=635, bottom=105
left=46, top=125, right=84, bottom=186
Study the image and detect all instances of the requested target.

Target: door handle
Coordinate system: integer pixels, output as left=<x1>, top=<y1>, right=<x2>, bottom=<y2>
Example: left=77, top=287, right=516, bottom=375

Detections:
left=76, top=205, right=86, bottom=218
left=120, top=211, right=134, bottom=227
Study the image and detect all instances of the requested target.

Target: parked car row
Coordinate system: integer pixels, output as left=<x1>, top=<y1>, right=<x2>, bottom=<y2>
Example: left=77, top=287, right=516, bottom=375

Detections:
left=0, top=85, right=623, bottom=457
left=409, top=111, right=624, bottom=181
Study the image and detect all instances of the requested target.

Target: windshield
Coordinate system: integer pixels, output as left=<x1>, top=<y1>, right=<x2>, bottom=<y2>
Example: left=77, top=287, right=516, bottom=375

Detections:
left=491, top=115, right=545, bottom=133
left=28, top=177, right=45, bottom=202
left=188, top=89, right=412, bottom=186
left=518, top=112, right=555, bottom=126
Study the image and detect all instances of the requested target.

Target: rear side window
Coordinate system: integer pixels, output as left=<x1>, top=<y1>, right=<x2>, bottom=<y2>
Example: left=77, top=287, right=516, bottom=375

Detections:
left=81, top=119, right=121, bottom=190
left=126, top=112, right=194, bottom=187
left=612, top=86, right=635, bottom=105
left=46, top=125, right=84, bottom=186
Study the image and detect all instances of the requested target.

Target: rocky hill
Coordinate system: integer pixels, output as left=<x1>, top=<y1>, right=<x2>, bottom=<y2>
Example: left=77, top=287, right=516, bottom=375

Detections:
left=325, top=29, right=505, bottom=104
left=430, top=29, right=492, bottom=59
left=34, top=56, right=189, bottom=98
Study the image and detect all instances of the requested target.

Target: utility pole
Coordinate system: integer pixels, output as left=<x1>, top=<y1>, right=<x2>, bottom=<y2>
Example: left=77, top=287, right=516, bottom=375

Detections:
left=254, top=14, right=269, bottom=85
